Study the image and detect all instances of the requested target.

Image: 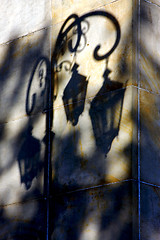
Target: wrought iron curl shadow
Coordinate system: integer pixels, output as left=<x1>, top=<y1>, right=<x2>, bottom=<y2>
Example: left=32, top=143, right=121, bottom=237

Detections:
left=53, top=10, right=121, bottom=72
left=26, top=57, right=50, bottom=116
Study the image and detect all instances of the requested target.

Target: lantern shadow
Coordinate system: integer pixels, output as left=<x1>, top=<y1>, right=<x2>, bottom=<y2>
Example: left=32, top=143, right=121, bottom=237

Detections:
left=62, top=63, right=88, bottom=126
left=89, top=68, right=125, bottom=155
left=17, top=122, right=43, bottom=190
left=17, top=56, right=50, bottom=191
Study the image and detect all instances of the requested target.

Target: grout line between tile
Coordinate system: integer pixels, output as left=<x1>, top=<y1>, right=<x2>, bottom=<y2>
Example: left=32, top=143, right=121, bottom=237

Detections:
left=1, top=84, right=157, bottom=127
left=0, top=111, right=45, bottom=127
left=144, top=0, right=160, bottom=8
left=140, top=181, right=160, bottom=188
left=52, top=179, right=134, bottom=197
left=96, top=0, right=120, bottom=9
left=0, top=196, right=44, bottom=208
left=132, top=85, right=160, bottom=96
left=51, top=0, right=120, bottom=27
left=138, top=0, right=141, bottom=239
left=2, top=179, right=160, bottom=208
left=0, top=85, right=128, bottom=127
left=45, top=4, right=52, bottom=238
left=45, top=85, right=131, bottom=113
left=0, top=25, right=52, bottom=47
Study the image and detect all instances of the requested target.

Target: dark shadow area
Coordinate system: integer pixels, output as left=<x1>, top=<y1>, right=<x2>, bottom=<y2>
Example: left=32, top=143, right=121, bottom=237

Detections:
left=1, top=2, right=157, bottom=239
left=51, top=181, right=132, bottom=240
left=50, top=9, right=133, bottom=240
left=20, top=55, right=50, bottom=191
left=25, top=53, right=54, bottom=239
left=0, top=199, right=45, bottom=240
left=62, top=63, right=88, bottom=126
left=52, top=130, right=86, bottom=193
left=18, top=123, right=41, bottom=190
left=89, top=66, right=125, bottom=155
left=26, top=57, right=49, bottom=116
left=0, top=28, right=50, bottom=239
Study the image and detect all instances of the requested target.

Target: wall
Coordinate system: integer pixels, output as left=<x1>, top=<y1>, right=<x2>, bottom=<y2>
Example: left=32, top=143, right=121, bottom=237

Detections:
left=139, top=0, right=160, bottom=239
left=51, top=1, right=136, bottom=240
left=0, top=0, right=159, bottom=240
left=0, top=1, right=51, bottom=239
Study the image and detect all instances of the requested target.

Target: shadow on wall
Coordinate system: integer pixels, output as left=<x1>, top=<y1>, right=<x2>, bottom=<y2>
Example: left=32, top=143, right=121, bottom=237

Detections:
left=0, top=29, right=51, bottom=239
left=0, top=9, right=132, bottom=240
left=62, top=63, right=88, bottom=126
left=18, top=56, right=51, bottom=191
left=17, top=123, right=41, bottom=190
left=89, top=66, right=125, bottom=155
left=50, top=10, right=132, bottom=240
left=51, top=10, right=123, bottom=191
left=1, top=3, right=158, bottom=239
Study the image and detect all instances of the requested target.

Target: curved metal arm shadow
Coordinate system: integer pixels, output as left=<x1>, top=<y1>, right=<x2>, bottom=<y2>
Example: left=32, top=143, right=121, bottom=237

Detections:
left=26, top=57, right=50, bottom=116
left=54, top=10, right=120, bottom=61
left=18, top=57, right=50, bottom=190
left=53, top=11, right=121, bottom=127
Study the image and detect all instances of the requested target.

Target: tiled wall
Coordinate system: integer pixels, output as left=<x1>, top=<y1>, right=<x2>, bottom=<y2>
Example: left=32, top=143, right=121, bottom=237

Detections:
left=50, top=0, right=137, bottom=239
left=0, top=1, right=52, bottom=239
left=0, top=0, right=159, bottom=239
left=140, top=0, right=160, bottom=239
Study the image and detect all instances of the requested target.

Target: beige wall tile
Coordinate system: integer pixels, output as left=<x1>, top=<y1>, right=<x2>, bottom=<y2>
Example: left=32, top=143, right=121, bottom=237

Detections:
left=140, top=0, right=160, bottom=93
left=145, top=0, right=160, bottom=6
left=0, top=28, right=50, bottom=125
left=140, top=90, right=160, bottom=185
left=0, top=0, right=51, bottom=44
left=141, top=184, right=160, bottom=240
left=52, top=87, right=134, bottom=193
left=52, top=0, right=118, bottom=25
left=51, top=0, right=133, bottom=108
left=51, top=181, right=133, bottom=240
left=0, top=113, right=46, bottom=205
left=0, top=199, right=45, bottom=239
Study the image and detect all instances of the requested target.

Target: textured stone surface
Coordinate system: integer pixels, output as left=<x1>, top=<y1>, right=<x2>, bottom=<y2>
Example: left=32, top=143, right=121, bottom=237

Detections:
left=0, top=28, right=50, bottom=125
left=140, top=0, right=160, bottom=93
left=51, top=0, right=133, bottom=102
left=0, top=113, right=46, bottom=205
left=0, top=0, right=51, bottom=44
left=0, top=0, right=159, bottom=238
left=52, top=0, right=132, bottom=26
left=0, top=198, right=45, bottom=240
left=51, top=181, right=133, bottom=240
left=145, top=0, right=160, bottom=6
left=140, top=90, right=160, bottom=186
left=132, top=0, right=139, bottom=87
left=52, top=0, right=117, bottom=25
left=52, top=87, right=134, bottom=193
left=141, top=183, right=160, bottom=240
left=131, top=86, right=138, bottom=181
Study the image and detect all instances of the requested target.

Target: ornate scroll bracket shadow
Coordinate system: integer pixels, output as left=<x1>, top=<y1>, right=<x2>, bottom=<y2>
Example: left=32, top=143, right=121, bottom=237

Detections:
left=17, top=57, right=50, bottom=190
left=52, top=11, right=127, bottom=156
left=53, top=11, right=120, bottom=63
left=26, top=57, right=49, bottom=116
left=52, top=11, right=121, bottom=130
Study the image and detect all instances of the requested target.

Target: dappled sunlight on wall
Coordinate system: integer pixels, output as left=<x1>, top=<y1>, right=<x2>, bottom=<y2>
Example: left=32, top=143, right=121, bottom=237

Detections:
left=0, top=0, right=160, bottom=239
left=50, top=2, right=135, bottom=239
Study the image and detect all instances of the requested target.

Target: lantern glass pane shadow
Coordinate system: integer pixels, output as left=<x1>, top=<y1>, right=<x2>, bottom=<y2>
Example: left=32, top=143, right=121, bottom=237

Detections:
left=62, top=63, right=88, bottom=126
left=17, top=122, right=42, bottom=190
left=89, top=67, right=125, bottom=156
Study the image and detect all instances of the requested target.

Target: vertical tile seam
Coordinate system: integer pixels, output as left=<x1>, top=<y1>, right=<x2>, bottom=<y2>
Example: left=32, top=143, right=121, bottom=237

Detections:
left=138, top=0, right=141, bottom=239
left=45, top=1, right=52, bottom=240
